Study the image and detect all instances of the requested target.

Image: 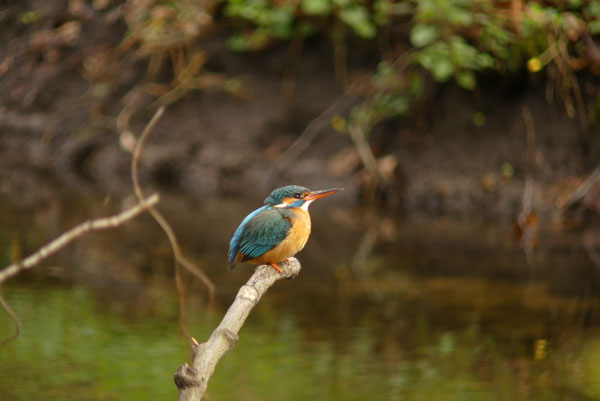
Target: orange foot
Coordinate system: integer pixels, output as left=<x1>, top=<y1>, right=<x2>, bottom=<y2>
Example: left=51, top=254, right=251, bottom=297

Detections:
left=269, top=263, right=283, bottom=274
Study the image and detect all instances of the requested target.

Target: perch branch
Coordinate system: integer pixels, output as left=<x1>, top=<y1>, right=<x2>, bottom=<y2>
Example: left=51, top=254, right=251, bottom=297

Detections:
left=174, top=258, right=302, bottom=401
left=0, top=193, right=159, bottom=286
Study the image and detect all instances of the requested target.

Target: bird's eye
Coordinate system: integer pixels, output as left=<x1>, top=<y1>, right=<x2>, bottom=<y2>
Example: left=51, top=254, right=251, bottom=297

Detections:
left=294, top=193, right=302, bottom=199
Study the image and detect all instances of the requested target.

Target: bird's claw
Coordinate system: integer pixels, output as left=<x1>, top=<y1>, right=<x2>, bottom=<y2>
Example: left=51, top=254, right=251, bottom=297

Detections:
left=269, top=263, right=283, bottom=274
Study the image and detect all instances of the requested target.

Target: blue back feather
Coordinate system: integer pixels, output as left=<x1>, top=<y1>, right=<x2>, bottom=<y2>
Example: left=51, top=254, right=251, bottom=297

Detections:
left=228, top=205, right=267, bottom=267
left=228, top=206, right=293, bottom=269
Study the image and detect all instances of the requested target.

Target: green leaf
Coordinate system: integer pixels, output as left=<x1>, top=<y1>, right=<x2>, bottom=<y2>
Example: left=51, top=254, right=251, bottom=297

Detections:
left=472, top=112, right=486, bottom=126
left=19, top=10, right=40, bottom=24
left=332, top=0, right=351, bottom=8
left=227, top=34, right=251, bottom=51
left=589, top=21, right=600, bottom=35
left=475, top=52, right=496, bottom=69
left=269, top=7, right=295, bottom=38
left=416, top=43, right=454, bottom=81
left=455, top=70, right=476, bottom=89
left=302, top=0, right=331, bottom=16
left=410, top=74, right=425, bottom=97
left=447, top=6, right=473, bottom=26
left=431, top=58, right=454, bottom=81
left=410, top=23, right=440, bottom=47
left=339, top=6, right=377, bottom=38
left=588, top=1, right=600, bottom=17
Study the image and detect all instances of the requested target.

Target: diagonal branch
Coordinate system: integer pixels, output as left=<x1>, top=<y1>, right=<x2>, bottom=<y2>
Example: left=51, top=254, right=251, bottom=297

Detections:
left=563, top=165, right=600, bottom=210
left=173, top=258, right=302, bottom=401
left=0, top=193, right=160, bottom=286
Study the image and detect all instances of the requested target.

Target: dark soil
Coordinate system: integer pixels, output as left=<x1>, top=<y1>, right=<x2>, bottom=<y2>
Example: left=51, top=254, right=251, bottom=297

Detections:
left=1, top=0, right=599, bottom=225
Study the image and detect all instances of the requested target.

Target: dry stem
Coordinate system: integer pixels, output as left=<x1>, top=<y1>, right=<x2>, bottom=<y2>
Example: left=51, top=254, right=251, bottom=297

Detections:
left=130, top=107, right=216, bottom=342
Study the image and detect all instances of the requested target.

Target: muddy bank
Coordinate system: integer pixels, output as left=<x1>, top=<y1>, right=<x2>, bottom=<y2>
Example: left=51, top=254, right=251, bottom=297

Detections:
left=1, top=1, right=598, bottom=223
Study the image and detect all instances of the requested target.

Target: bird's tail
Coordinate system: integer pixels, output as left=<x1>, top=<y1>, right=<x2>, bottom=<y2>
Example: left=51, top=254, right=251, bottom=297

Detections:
left=227, top=250, right=238, bottom=270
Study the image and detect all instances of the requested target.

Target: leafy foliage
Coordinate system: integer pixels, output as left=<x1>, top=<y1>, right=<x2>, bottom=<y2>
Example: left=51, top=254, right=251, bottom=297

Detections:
left=224, top=0, right=378, bottom=45
left=193, top=0, right=598, bottom=132
left=14, top=0, right=596, bottom=132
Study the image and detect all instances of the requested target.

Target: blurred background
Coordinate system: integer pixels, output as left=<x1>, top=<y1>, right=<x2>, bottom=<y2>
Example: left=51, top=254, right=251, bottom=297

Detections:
left=1, top=0, right=600, bottom=400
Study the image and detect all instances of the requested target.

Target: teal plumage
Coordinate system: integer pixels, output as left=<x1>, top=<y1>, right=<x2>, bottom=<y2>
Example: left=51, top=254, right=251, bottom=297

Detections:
left=263, top=185, right=308, bottom=206
left=233, top=207, right=295, bottom=265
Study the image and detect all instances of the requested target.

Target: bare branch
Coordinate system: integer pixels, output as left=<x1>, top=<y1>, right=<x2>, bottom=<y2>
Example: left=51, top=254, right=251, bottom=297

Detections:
left=519, top=106, right=536, bottom=221
left=0, top=193, right=160, bottom=286
left=174, top=258, right=302, bottom=401
left=267, top=91, right=358, bottom=188
left=563, top=165, right=600, bottom=210
left=267, top=48, right=415, bottom=190
left=348, top=123, right=381, bottom=181
left=0, top=193, right=159, bottom=345
left=518, top=106, right=538, bottom=265
left=0, top=289, right=20, bottom=346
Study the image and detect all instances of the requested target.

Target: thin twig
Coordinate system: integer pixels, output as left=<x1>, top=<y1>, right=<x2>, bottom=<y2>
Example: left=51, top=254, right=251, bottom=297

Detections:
left=583, top=234, right=600, bottom=267
left=564, top=165, right=600, bottom=210
left=520, top=106, right=536, bottom=221
left=267, top=49, right=415, bottom=189
left=350, top=220, right=378, bottom=273
left=130, top=107, right=216, bottom=343
left=518, top=106, right=538, bottom=266
left=266, top=90, right=359, bottom=189
left=0, top=289, right=20, bottom=346
left=174, top=258, right=302, bottom=401
left=557, top=34, right=588, bottom=132
left=348, top=123, right=381, bottom=180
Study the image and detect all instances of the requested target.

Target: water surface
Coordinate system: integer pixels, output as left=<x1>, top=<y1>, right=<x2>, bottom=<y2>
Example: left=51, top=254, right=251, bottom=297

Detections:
left=1, top=194, right=599, bottom=401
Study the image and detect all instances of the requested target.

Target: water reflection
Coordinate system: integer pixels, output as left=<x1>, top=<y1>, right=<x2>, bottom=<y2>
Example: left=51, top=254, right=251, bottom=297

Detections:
left=1, top=194, right=600, bottom=400
left=1, top=281, right=599, bottom=401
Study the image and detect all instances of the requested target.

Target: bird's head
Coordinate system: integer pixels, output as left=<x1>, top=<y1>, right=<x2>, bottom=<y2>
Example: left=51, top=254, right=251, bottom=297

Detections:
left=264, top=185, right=342, bottom=210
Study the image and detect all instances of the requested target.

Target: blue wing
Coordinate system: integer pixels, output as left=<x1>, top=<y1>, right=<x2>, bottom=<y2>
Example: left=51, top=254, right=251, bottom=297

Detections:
left=228, top=206, right=292, bottom=269
left=228, top=205, right=267, bottom=267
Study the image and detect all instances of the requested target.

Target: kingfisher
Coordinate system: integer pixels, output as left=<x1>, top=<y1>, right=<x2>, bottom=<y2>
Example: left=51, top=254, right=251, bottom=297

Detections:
left=228, top=185, right=342, bottom=273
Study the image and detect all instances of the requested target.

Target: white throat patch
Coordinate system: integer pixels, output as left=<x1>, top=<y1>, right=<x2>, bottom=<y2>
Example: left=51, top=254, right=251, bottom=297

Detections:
left=301, top=200, right=314, bottom=211
left=273, top=200, right=314, bottom=210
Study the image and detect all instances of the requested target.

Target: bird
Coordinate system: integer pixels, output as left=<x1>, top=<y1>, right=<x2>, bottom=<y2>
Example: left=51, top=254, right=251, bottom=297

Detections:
left=228, top=185, right=343, bottom=274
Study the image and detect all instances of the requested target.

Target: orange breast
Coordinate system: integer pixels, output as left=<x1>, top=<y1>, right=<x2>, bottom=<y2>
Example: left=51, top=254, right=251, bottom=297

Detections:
left=252, top=207, right=312, bottom=265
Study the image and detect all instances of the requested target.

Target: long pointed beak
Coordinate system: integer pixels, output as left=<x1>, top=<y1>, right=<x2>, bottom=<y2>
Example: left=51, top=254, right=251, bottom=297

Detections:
left=305, top=188, right=343, bottom=201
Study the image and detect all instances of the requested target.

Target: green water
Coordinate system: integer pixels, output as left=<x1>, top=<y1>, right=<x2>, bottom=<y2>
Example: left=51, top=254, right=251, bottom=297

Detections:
left=1, top=278, right=599, bottom=401
left=1, top=196, right=600, bottom=401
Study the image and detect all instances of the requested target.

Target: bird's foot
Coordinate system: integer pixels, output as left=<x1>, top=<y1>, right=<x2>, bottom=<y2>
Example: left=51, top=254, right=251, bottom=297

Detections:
left=269, top=263, right=283, bottom=274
